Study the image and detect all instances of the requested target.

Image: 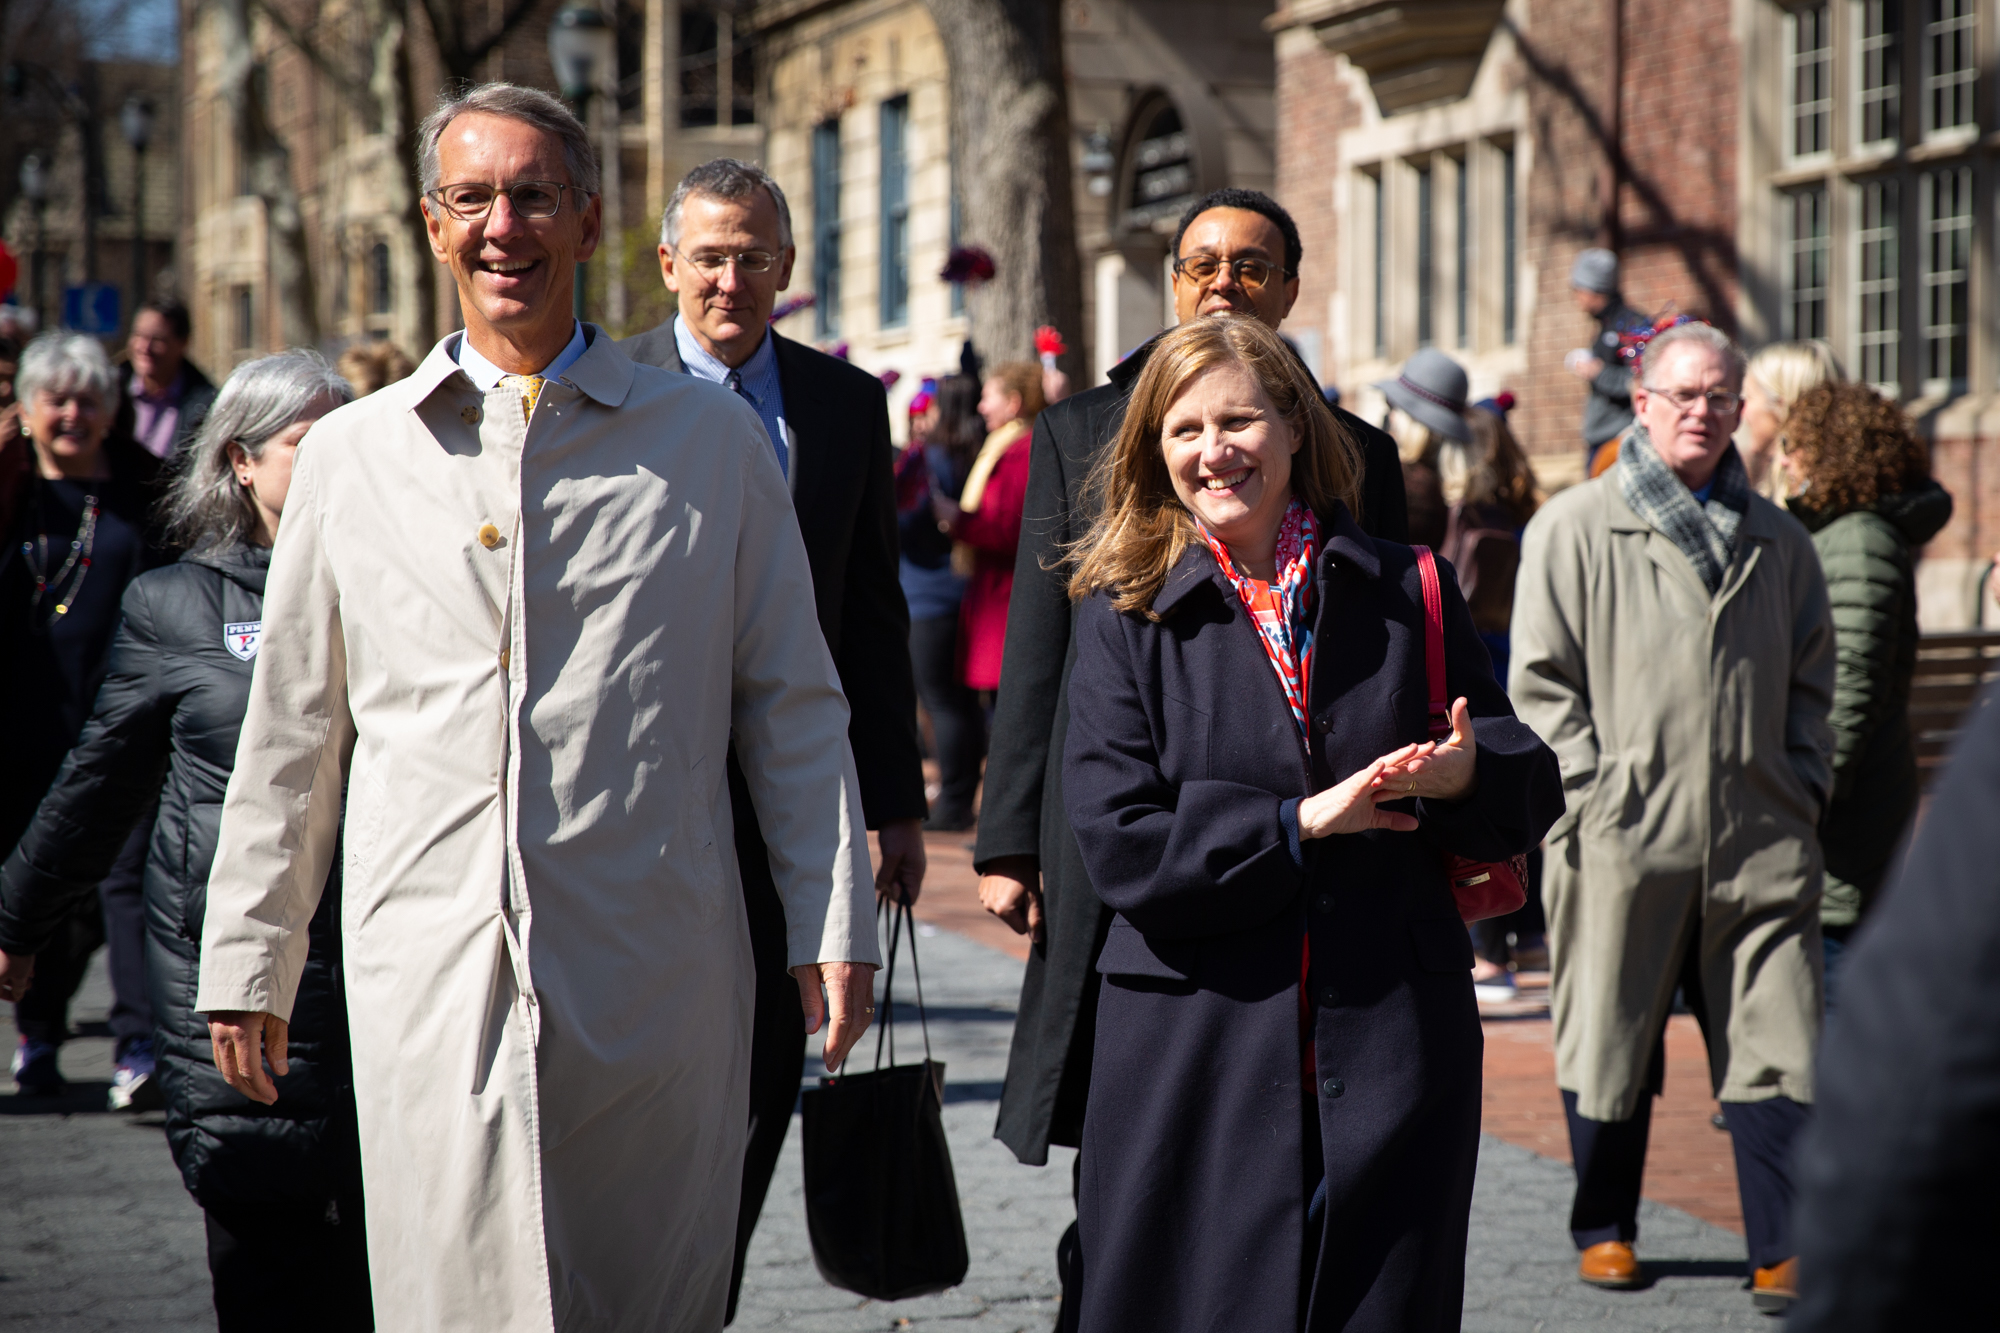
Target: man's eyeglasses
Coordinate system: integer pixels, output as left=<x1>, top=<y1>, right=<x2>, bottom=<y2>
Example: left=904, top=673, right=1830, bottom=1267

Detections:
left=1651, top=387, right=1743, bottom=415
left=1172, top=254, right=1290, bottom=291
left=675, top=249, right=781, bottom=278
left=424, top=181, right=587, bottom=221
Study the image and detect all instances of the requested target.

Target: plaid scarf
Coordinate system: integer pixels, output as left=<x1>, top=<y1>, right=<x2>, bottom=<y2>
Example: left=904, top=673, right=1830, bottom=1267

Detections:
left=1196, top=500, right=1319, bottom=750
left=1615, top=424, right=1750, bottom=596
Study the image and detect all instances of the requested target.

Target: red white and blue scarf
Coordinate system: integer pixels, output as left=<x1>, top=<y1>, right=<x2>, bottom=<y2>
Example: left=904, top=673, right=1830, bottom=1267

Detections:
left=1196, top=498, right=1320, bottom=752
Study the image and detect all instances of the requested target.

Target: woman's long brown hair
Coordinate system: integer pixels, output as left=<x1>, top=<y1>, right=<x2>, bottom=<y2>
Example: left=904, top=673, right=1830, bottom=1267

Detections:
left=1066, top=315, right=1361, bottom=618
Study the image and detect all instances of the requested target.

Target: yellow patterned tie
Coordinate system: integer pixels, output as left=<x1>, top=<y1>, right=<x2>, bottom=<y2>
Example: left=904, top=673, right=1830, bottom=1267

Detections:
left=501, top=373, right=545, bottom=424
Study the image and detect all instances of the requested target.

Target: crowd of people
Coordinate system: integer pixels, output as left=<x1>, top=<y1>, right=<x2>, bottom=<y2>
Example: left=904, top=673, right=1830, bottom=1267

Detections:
left=0, top=74, right=1988, bottom=1333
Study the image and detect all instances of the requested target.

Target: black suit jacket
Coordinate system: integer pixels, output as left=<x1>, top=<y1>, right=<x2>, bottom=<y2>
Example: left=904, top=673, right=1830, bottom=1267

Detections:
left=618, top=321, right=926, bottom=828
left=1791, top=683, right=2000, bottom=1332
left=974, top=333, right=1411, bottom=1164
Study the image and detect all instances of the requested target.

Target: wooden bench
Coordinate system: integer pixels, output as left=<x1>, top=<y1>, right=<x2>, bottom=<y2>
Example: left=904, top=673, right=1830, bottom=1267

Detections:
left=1912, top=630, right=2000, bottom=786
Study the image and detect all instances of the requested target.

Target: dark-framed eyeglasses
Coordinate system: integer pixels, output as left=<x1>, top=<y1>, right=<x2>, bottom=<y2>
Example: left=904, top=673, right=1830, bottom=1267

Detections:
left=1172, top=254, right=1290, bottom=291
left=423, top=180, right=588, bottom=221
left=1653, top=386, right=1743, bottom=415
left=675, top=249, right=781, bottom=278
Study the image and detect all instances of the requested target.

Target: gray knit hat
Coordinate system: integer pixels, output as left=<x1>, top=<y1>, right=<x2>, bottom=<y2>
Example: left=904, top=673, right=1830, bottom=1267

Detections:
left=1375, top=347, right=1472, bottom=443
left=1571, top=247, right=1619, bottom=295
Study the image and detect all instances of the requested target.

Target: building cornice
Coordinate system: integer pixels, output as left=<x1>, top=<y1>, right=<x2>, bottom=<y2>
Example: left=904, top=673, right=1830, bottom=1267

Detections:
left=1266, top=0, right=1505, bottom=115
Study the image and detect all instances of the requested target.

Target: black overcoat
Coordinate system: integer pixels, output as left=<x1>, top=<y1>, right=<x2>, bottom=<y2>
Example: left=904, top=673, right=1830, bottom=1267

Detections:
left=1062, top=507, right=1561, bottom=1332
left=977, top=335, right=1410, bottom=1165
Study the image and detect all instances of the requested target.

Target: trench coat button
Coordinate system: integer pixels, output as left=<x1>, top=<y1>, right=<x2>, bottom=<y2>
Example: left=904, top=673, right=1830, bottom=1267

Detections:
left=1314, top=893, right=1334, bottom=915
left=499, top=648, right=510, bottom=670
left=1321, top=1077, right=1345, bottom=1099
left=461, top=405, right=481, bottom=425
left=478, top=523, right=501, bottom=549
left=1317, top=986, right=1340, bottom=1008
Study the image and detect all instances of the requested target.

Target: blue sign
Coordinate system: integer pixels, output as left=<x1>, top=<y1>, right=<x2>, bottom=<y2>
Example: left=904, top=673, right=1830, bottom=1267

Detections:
left=63, top=283, right=122, bottom=335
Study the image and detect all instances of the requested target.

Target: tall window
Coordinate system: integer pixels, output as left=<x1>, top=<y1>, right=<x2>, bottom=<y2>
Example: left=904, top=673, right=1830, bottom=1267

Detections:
left=878, top=96, right=910, bottom=328
left=370, top=241, right=392, bottom=316
left=1857, top=0, right=1901, bottom=148
left=1922, top=0, right=1975, bottom=136
left=1785, top=187, right=1830, bottom=338
left=1856, top=179, right=1900, bottom=390
left=1454, top=159, right=1469, bottom=348
left=811, top=120, right=841, bottom=338
left=1415, top=161, right=1434, bottom=347
left=1920, top=165, right=1970, bottom=385
left=232, top=285, right=254, bottom=351
left=1502, top=143, right=1517, bottom=345
left=1370, top=171, right=1385, bottom=358
left=1788, top=3, right=1833, bottom=159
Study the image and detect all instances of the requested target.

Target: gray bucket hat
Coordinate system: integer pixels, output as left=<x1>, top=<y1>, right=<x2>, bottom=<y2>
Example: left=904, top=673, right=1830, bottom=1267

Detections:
left=1571, top=247, right=1620, bottom=295
left=1375, top=348, right=1472, bottom=443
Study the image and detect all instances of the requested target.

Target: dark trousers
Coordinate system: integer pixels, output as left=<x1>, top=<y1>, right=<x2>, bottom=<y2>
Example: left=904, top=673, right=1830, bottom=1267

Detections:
left=1563, top=924, right=1808, bottom=1271
left=14, top=811, right=153, bottom=1057
left=724, top=755, right=809, bottom=1325
left=908, top=614, right=986, bottom=818
left=205, top=1197, right=372, bottom=1332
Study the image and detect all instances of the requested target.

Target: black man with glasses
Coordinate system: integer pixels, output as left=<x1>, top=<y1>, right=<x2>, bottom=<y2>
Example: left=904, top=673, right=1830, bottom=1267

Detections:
left=1510, top=320, right=1834, bottom=1313
left=967, top=186, right=1408, bottom=1327
left=621, top=158, right=927, bottom=1324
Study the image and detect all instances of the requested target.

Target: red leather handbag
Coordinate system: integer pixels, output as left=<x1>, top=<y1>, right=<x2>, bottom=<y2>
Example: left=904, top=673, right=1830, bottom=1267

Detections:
left=1414, top=546, right=1529, bottom=924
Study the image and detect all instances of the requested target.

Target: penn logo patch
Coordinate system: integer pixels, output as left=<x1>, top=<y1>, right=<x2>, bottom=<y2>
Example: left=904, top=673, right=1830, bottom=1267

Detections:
left=224, top=621, right=262, bottom=662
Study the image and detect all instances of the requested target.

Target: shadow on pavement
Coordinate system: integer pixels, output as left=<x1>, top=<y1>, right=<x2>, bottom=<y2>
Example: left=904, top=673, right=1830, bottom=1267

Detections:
left=1630, top=1257, right=1749, bottom=1288
left=0, top=1081, right=113, bottom=1116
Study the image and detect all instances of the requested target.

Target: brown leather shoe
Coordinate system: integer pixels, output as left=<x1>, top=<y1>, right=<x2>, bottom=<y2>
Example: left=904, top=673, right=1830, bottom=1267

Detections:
left=1578, top=1240, right=1643, bottom=1288
left=1752, top=1256, right=1798, bottom=1312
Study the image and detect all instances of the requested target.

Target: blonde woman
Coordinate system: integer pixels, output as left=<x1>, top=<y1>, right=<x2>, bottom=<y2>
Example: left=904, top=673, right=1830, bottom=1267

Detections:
left=1060, top=315, right=1560, bottom=1330
left=1740, top=339, right=1842, bottom=497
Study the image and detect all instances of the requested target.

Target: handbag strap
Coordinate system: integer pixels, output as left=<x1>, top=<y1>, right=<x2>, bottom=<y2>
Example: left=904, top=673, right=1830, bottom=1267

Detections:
left=866, top=898, right=936, bottom=1074
left=1413, top=546, right=1450, bottom=742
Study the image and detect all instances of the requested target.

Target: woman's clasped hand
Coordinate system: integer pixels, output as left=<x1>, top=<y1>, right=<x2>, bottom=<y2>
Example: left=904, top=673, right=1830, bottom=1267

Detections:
left=1295, top=695, right=1480, bottom=839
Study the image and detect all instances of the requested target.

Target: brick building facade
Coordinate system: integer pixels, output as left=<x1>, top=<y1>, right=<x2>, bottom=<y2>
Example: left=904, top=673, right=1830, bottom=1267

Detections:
left=1274, top=0, right=2000, bottom=626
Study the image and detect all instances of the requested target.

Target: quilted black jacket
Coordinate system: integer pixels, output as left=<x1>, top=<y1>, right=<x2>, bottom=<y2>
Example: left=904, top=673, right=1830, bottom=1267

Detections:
left=0, top=543, right=360, bottom=1214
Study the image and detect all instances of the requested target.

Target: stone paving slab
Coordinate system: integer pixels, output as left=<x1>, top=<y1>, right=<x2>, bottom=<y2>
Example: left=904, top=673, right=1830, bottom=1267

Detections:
left=3, top=924, right=1782, bottom=1331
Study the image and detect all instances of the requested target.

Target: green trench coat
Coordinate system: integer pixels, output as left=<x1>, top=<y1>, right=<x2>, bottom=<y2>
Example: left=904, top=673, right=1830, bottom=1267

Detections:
left=1510, top=473, right=1836, bottom=1122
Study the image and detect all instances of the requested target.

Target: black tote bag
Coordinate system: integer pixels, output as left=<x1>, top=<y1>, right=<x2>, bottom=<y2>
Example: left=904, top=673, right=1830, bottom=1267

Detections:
left=799, top=899, right=970, bottom=1301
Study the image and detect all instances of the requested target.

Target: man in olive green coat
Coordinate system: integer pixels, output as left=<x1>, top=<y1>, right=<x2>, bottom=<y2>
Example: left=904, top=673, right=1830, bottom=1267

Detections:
left=1511, top=322, right=1835, bottom=1314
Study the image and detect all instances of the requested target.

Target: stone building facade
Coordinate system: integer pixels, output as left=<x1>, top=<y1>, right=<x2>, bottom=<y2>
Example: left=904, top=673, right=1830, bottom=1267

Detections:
left=1274, top=0, right=2000, bottom=626
left=750, top=0, right=1278, bottom=424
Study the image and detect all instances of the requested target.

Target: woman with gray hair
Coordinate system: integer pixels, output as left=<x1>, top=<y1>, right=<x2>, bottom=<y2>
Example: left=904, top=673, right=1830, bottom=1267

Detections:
left=0, top=331, right=167, bottom=1106
left=0, top=351, right=372, bottom=1330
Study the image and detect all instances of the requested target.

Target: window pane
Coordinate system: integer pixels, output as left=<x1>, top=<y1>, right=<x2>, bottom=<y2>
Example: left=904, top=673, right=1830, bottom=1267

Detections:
left=879, top=96, right=910, bottom=328
left=1858, top=0, right=1902, bottom=147
left=1502, top=145, right=1517, bottom=345
left=1924, top=0, right=1976, bottom=135
left=812, top=120, right=842, bottom=338
left=1785, top=187, right=1829, bottom=339
left=1789, top=3, right=1832, bottom=158
left=1856, top=178, right=1900, bottom=391
left=1416, top=162, right=1433, bottom=348
left=1920, top=165, right=1969, bottom=386
left=1371, top=172, right=1385, bottom=359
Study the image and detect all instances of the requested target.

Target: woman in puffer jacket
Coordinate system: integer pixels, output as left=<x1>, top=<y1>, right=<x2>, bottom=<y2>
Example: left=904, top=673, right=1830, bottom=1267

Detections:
left=1778, top=381, right=1953, bottom=1004
left=0, top=351, right=367, bottom=1330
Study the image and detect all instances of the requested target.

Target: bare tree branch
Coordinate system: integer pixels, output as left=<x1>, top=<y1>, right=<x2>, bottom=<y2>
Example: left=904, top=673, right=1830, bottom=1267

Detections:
left=245, top=0, right=372, bottom=115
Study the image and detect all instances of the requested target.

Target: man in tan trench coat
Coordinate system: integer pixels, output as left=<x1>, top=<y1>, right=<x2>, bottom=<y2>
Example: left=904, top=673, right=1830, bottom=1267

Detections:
left=1511, top=322, right=1834, bottom=1314
left=195, top=84, right=881, bottom=1332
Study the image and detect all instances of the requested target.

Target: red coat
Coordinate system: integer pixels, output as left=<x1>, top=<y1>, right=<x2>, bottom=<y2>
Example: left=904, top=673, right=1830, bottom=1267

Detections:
left=954, top=434, right=1031, bottom=690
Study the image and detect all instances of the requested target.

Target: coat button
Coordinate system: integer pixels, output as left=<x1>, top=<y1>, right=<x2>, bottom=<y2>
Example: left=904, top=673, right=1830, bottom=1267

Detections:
left=461, top=405, right=481, bottom=425
left=1314, top=893, right=1334, bottom=915
left=478, top=523, right=501, bottom=549
left=1321, top=1078, right=1345, bottom=1099
left=1317, top=986, right=1340, bottom=1007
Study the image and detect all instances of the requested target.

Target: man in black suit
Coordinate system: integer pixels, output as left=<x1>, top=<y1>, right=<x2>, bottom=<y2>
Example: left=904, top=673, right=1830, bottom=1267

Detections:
left=971, top=187, right=1409, bottom=1325
left=621, top=159, right=928, bottom=1322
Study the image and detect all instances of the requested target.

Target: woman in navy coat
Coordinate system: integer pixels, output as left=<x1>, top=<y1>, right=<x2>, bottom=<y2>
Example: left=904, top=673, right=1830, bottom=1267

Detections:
left=1061, top=315, right=1561, bottom=1331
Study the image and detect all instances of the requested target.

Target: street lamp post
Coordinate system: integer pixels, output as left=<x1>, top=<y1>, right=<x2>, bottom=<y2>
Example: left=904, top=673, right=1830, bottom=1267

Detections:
left=121, top=93, right=155, bottom=321
left=19, top=154, right=47, bottom=328
left=549, top=3, right=620, bottom=328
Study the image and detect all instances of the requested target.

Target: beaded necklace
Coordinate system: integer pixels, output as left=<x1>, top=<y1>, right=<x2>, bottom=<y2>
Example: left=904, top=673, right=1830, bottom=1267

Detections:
left=23, top=485, right=102, bottom=622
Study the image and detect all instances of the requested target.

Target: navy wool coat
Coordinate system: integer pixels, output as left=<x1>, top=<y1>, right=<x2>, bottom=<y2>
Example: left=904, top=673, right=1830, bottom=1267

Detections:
left=1062, top=505, right=1562, bottom=1332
